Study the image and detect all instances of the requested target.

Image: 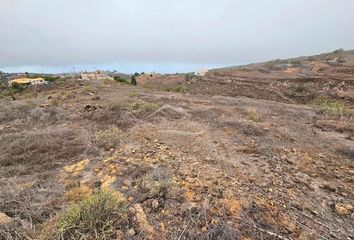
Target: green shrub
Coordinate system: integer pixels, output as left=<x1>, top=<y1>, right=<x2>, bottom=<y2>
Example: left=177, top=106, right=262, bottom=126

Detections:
left=11, top=82, right=26, bottom=91
left=175, top=84, right=187, bottom=93
left=114, top=76, right=129, bottom=84
left=56, top=191, right=127, bottom=240
left=131, top=76, right=137, bottom=85
left=128, top=92, right=140, bottom=98
left=44, top=76, right=60, bottom=82
left=312, top=96, right=354, bottom=117
left=129, top=100, right=159, bottom=113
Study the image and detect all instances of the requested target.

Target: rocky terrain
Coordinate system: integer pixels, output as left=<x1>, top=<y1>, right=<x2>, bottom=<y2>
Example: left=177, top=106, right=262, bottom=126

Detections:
left=0, top=50, right=353, bottom=239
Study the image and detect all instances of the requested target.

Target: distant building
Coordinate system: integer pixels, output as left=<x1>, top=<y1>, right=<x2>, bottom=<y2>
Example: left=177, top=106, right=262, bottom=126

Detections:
left=80, top=72, right=114, bottom=81
left=8, top=77, right=46, bottom=87
left=194, top=69, right=208, bottom=76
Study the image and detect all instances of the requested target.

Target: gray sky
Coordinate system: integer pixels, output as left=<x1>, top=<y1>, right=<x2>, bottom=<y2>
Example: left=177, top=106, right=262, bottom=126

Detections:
left=1, top=0, right=354, bottom=73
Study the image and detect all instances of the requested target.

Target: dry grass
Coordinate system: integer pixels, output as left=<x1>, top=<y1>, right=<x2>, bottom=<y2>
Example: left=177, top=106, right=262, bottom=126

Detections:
left=81, top=101, right=138, bottom=130
left=0, top=100, right=33, bottom=123
left=0, top=178, right=63, bottom=240
left=0, top=127, right=86, bottom=173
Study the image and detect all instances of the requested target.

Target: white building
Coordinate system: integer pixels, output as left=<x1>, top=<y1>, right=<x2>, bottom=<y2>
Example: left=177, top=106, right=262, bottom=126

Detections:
left=194, top=69, right=208, bottom=76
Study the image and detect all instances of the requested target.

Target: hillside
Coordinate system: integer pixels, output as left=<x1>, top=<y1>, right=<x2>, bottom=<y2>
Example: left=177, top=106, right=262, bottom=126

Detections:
left=0, top=50, right=353, bottom=239
left=140, top=49, right=354, bottom=104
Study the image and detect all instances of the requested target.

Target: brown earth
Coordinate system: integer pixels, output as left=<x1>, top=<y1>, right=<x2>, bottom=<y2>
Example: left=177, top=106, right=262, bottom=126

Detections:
left=0, top=50, right=353, bottom=239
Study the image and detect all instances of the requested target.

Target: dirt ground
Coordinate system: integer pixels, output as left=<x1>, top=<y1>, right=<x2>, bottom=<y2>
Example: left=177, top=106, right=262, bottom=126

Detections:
left=0, top=52, right=353, bottom=240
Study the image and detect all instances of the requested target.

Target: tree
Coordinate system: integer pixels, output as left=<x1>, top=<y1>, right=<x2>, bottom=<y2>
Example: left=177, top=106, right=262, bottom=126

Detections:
left=0, top=71, right=15, bottom=100
left=131, top=75, right=137, bottom=85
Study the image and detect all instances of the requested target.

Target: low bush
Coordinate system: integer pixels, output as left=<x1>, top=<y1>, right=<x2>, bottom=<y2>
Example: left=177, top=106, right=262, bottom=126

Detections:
left=128, top=92, right=140, bottom=98
left=312, top=96, right=354, bottom=117
left=9, top=82, right=26, bottom=94
left=55, top=191, right=128, bottom=240
left=140, top=168, right=173, bottom=198
left=44, top=76, right=60, bottom=82
left=246, top=108, right=261, bottom=122
left=114, top=76, right=129, bottom=84
left=175, top=84, right=187, bottom=93
left=130, top=100, right=159, bottom=113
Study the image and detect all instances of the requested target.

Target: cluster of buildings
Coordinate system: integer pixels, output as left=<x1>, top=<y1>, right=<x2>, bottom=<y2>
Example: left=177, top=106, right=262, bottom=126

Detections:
left=2, top=69, right=209, bottom=89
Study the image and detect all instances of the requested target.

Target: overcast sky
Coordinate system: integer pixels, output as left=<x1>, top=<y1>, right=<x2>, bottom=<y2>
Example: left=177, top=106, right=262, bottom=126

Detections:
left=1, top=0, right=354, bottom=73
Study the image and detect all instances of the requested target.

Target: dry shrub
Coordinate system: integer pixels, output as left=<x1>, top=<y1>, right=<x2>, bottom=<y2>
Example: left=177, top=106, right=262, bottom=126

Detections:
left=129, top=100, right=159, bottom=114
left=183, top=200, right=240, bottom=240
left=240, top=123, right=265, bottom=136
left=140, top=168, right=173, bottom=198
left=246, top=108, right=261, bottom=122
left=199, top=223, right=240, bottom=240
left=313, top=119, right=354, bottom=134
left=0, top=101, right=61, bottom=125
left=128, top=92, right=140, bottom=98
left=95, top=126, right=124, bottom=150
left=62, top=90, right=76, bottom=100
left=0, top=219, right=33, bottom=240
left=0, top=127, right=86, bottom=172
left=82, top=102, right=137, bottom=130
left=0, top=178, right=63, bottom=239
left=103, top=78, right=115, bottom=85
left=27, top=107, right=61, bottom=124
left=335, top=146, right=354, bottom=161
left=54, top=191, right=128, bottom=240
left=0, top=101, right=32, bottom=123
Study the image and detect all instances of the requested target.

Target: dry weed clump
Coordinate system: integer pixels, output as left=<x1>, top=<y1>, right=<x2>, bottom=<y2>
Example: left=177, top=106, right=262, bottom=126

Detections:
left=81, top=102, right=137, bottom=130
left=128, top=92, right=140, bottom=98
left=246, top=108, right=261, bottom=122
left=95, top=126, right=124, bottom=150
left=54, top=191, right=128, bottom=240
left=0, top=219, right=33, bottom=240
left=182, top=200, right=240, bottom=240
left=129, top=100, right=159, bottom=114
left=140, top=168, right=173, bottom=198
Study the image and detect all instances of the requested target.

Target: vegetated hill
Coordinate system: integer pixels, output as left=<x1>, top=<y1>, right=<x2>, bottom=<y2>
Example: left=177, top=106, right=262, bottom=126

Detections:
left=0, top=50, right=353, bottom=239
left=139, top=49, right=354, bottom=104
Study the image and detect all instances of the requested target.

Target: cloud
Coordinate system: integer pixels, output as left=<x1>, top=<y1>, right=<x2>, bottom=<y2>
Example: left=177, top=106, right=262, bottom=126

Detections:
left=1, top=0, right=354, bottom=73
